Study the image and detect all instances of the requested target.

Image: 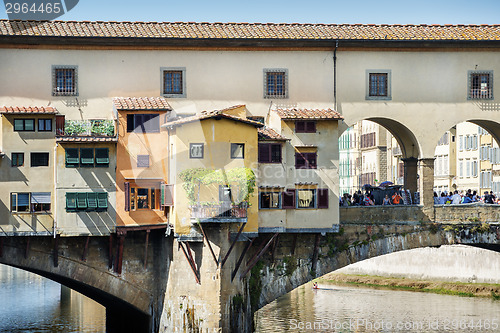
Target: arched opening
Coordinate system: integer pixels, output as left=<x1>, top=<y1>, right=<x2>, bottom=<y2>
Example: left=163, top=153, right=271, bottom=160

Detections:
left=339, top=118, right=421, bottom=204
left=432, top=120, right=500, bottom=203
left=0, top=263, right=150, bottom=333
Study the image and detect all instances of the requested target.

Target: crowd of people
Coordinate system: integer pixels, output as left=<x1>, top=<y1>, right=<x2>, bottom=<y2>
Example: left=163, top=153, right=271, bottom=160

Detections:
left=340, top=188, right=499, bottom=206
left=434, top=190, right=499, bottom=205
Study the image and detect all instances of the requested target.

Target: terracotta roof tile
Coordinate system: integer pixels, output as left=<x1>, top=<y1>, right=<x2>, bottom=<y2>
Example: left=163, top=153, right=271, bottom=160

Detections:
left=0, top=106, right=58, bottom=114
left=56, top=136, right=117, bottom=143
left=113, top=97, right=172, bottom=111
left=1, top=20, right=499, bottom=41
left=164, top=109, right=264, bottom=128
left=273, top=108, right=343, bottom=120
left=258, top=127, right=289, bottom=141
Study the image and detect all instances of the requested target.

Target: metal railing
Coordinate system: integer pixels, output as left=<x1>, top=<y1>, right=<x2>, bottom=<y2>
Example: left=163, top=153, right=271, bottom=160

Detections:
left=190, top=202, right=248, bottom=220
left=56, top=120, right=115, bottom=137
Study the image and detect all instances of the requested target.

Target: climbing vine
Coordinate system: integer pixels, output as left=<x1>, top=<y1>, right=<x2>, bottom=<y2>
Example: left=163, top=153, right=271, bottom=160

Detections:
left=179, top=167, right=256, bottom=204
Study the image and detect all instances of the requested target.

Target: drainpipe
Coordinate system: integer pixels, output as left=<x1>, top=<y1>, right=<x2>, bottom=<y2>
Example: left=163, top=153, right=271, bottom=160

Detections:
left=333, top=40, right=338, bottom=111
left=53, top=143, right=58, bottom=238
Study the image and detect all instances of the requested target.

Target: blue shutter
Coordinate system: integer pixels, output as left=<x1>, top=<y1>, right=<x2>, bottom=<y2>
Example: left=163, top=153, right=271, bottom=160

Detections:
left=31, top=192, right=51, bottom=204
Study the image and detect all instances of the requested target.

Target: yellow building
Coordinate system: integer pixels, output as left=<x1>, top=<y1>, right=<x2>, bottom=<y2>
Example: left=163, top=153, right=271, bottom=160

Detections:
left=164, top=106, right=262, bottom=238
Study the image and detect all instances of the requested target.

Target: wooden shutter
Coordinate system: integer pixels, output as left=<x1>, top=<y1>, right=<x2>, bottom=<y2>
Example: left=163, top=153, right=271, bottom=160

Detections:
left=318, top=188, right=329, bottom=208
left=295, top=153, right=306, bottom=169
left=295, top=121, right=305, bottom=133
left=306, top=121, right=316, bottom=133
left=56, top=115, right=65, bottom=135
left=282, top=189, right=296, bottom=209
left=124, top=182, right=130, bottom=211
left=271, top=144, right=282, bottom=163
left=127, top=114, right=135, bottom=132
left=258, top=143, right=270, bottom=163
left=306, top=153, right=317, bottom=169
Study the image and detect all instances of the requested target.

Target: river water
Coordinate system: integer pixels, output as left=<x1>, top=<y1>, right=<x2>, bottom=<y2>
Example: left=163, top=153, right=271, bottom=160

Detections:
left=2, top=264, right=500, bottom=333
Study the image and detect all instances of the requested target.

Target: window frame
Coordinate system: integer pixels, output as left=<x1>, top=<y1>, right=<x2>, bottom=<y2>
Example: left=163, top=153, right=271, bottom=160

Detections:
left=468, top=70, right=493, bottom=100
left=37, top=119, right=53, bottom=132
left=264, top=68, right=288, bottom=99
left=230, top=143, right=245, bottom=159
left=14, top=119, right=35, bottom=132
left=259, top=191, right=282, bottom=209
left=161, top=67, right=186, bottom=98
left=11, top=152, right=24, bottom=167
left=296, top=189, right=317, bottom=209
left=52, top=65, right=78, bottom=97
left=366, top=70, right=391, bottom=100
left=295, top=152, right=317, bottom=169
left=66, top=192, right=108, bottom=212
left=126, top=113, right=160, bottom=133
left=30, top=152, right=49, bottom=167
left=10, top=192, right=30, bottom=213
left=295, top=121, right=316, bottom=133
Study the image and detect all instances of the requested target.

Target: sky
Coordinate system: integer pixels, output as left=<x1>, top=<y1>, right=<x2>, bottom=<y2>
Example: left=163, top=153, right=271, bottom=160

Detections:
left=1, top=0, right=500, bottom=24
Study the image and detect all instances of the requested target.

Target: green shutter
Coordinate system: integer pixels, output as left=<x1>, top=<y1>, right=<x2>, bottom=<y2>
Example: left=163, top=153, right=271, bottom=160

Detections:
left=97, top=193, right=108, bottom=209
left=80, top=148, right=94, bottom=166
left=87, top=193, right=98, bottom=209
left=66, top=193, right=77, bottom=210
left=95, top=148, right=109, bottom=166
left=77, top=193, right=87, bottom=209
left=14, top=119, right=24, bottom=131
left=65, top=148, right=79, bottom=167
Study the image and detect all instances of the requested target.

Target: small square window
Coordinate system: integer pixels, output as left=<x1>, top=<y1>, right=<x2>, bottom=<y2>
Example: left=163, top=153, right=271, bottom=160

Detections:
left=162, top=67, right=186, bottom=98
left=11, top=153, right=24, bottom=167
left=137, top=154, right=150, bottom=168
left=468, top=71, right=493, bottom=100
left=31, top=152, right=49, bottom=167
left=14, top=119, right=35, bottom=132
left=258, top=143, right=281, bottom=163
left=297, top=189, right=316, bottom=209
left=295, top=152, right=317, bottom=169
left=264, top=69, right=288, bottom=99
left=95, top=148, right=109, bottom=167
left=231, top=143, right=245, bottom=159
left=38, top=119, right=52, bottom=132
left=11, top=192, right=30, bottom=212
left=52, top=66, right=78, bottom=96
left=295, top=121, right=316, bottom=133
left=190, top=143, right=204, bottom=159
left=259, top=191, right=281, bottom=209
left=366, top=70, right=391, bottom=100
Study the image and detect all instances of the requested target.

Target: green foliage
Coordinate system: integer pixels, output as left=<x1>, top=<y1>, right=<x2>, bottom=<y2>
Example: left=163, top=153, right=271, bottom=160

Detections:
left=283, top=256, right=297, bottom=277
left=64, top=120, right=87, bottom=136
left=232, top=294, right=244, bottom=308
left=64, top=120, right=114, bottom=136
left=91, top=120, right=114, bottom=136
left=249, top=260, right=264, bottom=311
left=179, top=167, right=256, bottom=204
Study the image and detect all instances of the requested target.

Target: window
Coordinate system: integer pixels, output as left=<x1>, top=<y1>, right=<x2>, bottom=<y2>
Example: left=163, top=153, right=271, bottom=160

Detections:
left=31, top=152, right=49, bottom=167
left=11, top=153, right=24, bottom=167
left=295, top=121, right=316, bottom=133
left=282, top=189, right=296, bottom=209
left=11, top=192, right=51, bottom=213
left=459, top=135, right=464, bottom=151
left=468, top=71, right=493, bottom=100
left=259, top=191, right=281, bottom=209
left=14, top=119, right=35, bottom=132
left=459, top=159, right=463, bottom=177
left=366, top=70, right=391, bottom=100
left=126, top=114, right=160, bottom=133
left=258, top=143, right=281, bottom=163
left=65, top=148, right=109, bottom=168
left=317, top=188, right=329, bottom=208
left=52, top=66, right=78, bottom=96
left=297, top=189, right=316, bottom=208
left=66, top=192, right=108, bottom=212
left=295, top=152, right=317, bottom=169
left=38, top=119, right=52, bottom=132
left=124, top=183, right=159, bottom=211
left=190, top=143, right=204, bottom=159
left=264, top=69, right=288, bottom=99
left=162, top=68, right=186, bottom=97
left=137, top=155, right=150, bottom=168
left=231, top=143, right=245, bottom=159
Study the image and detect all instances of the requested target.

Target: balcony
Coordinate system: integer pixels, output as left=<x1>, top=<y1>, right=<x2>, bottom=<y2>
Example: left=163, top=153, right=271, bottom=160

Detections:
left=56, top=119, right=115, bottom=137
left=190, top=202, right=248, bottom=223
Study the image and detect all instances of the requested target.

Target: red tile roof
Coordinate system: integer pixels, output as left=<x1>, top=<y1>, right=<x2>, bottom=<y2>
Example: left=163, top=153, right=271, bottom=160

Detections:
left=0, top=106, right=58, bottom=114
left=1, top=21, right=499, bottom=41
left=56, top=136, right=117, bottom=143
left=113, top=97, right=172, bottom=111
left=273, top=108, right=343, bottom=120
left=164, top=109, right=264, bottom=128
left=258, top=127, right=289, bottom=141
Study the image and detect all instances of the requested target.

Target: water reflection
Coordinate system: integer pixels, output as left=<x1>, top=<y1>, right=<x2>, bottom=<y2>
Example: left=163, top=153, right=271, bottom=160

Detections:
left=256, top=283, right=500, bottom=332
left=0, top=264, right=106, bottom=332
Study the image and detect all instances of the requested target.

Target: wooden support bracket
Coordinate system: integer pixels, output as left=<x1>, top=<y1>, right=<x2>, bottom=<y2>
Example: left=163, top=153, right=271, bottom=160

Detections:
left=53, top=235, right=59, bottom=268
left=231, top=239, right=253, bottom=282
left=198, top=222, right=218, bottom=266
left=81, top=236, right=90, bottom=261
left=311, top=234, right=321, bottom=274
left=143, top=230, right=150, bottom=270
left=25, top=238, right=30, bottom=259
left=291, top=234, right=298, bottom=255
left=115, top=235, right=125, bottom=275
left=271, top=234, right=279, bottom=262
left=220, top=223, right=246, bottom=268
left=179, top=241, right=200, bottom=284
left=240, top=233, right=279, bottom=279
left=108, top=234, right=114, bottom=269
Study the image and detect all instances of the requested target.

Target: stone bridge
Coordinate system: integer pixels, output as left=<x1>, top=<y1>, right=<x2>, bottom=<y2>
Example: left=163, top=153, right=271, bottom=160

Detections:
left=1, top=205, right=500, bottom=333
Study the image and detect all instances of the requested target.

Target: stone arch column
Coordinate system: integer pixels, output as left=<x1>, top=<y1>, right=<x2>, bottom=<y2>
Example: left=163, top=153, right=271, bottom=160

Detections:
left=419, top=158, right=435, bottom=209
left=402, top=157, right=418, bottom=195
